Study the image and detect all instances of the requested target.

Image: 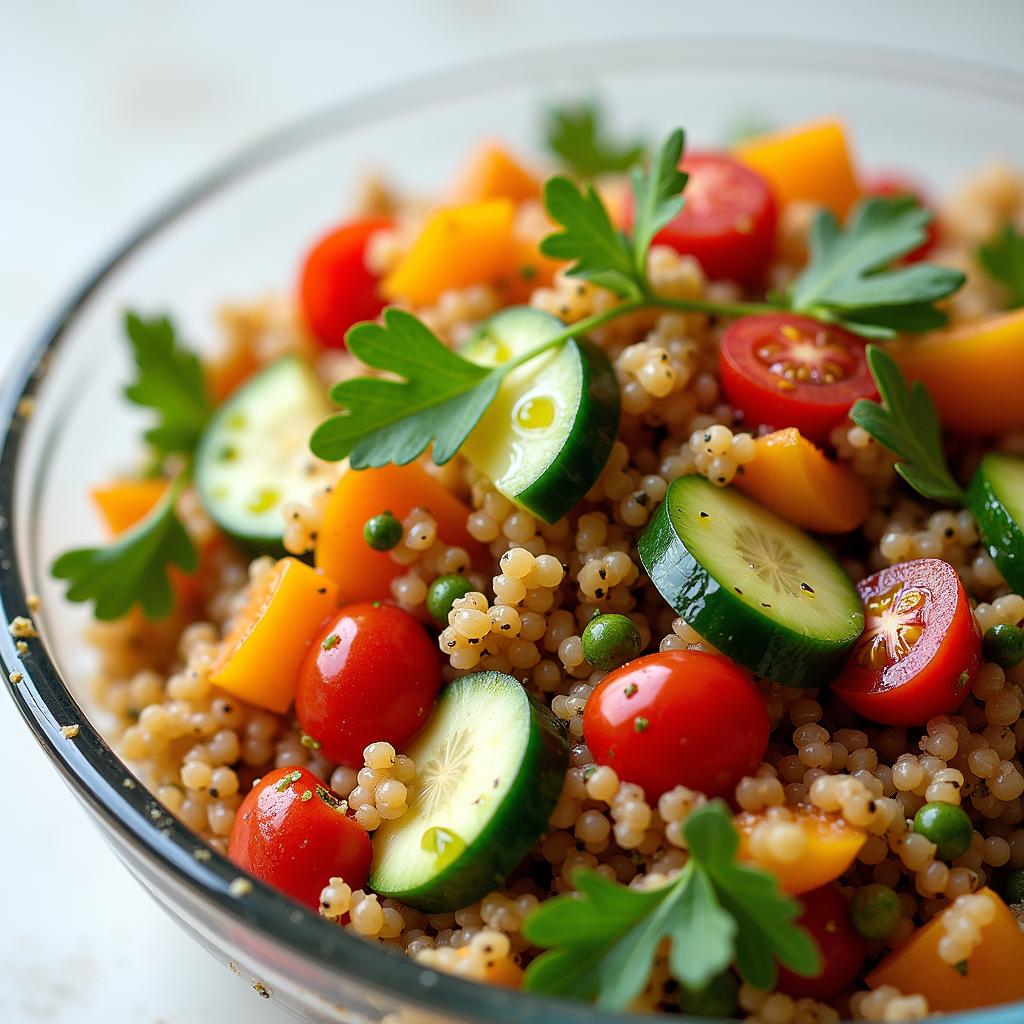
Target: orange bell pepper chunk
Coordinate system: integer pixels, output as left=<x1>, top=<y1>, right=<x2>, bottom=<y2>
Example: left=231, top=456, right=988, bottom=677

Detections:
left=895, top=309, right=1024, bottom=436
left=206, top=346, right=260, bottom=403
left=382, top=200, right=516, bottom=306
left=315, top=462, right=484, bottom=604
left=867, top=888, right=1024, bottom=1011
left=734, top=119, right=860, bottom=219
left=735, top=807, right=866, bottom=895
left=209, top=557, right=338, bottom=713
left=91, top=479, right=170, bottom=535
left=451, top=142, right=541, bottom=205
left=733, top=428, right=870, bottom=534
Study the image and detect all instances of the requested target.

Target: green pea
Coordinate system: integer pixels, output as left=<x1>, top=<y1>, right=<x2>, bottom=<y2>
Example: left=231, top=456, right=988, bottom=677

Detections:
left=678, top=972, right=738, bottom=1019
left=913, top=801, right=973, bottom=861
left=983, top=624, right=1024, bottom=670
left=427, top=574, right=474, bottom=624
left=1004, top=868, right=1024, bottom=905
left=581, top=613, right=642, bottom=670
left=850, top=883, right=901, bottom=939
left=363, top=511, right=402, bottom=551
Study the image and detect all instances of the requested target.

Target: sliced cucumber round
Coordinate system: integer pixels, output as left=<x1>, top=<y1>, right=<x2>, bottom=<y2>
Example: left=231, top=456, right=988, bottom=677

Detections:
left=968, top=453, right=1024, bottom=593
left=460, top=307, right=619, bottom=524
left=638, top=475, right=864, bottom=687
left=195, top=355, right=335, bottom=551
left=370, top=671, right=567, bottom=913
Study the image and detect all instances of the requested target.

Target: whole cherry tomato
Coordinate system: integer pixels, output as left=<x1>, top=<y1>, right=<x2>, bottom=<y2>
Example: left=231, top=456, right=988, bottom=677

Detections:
left=227, top=765, right=371, bottom=909
left=582, top=649, right=769, bottom=799
left=625, top=152, right=776, bottom=284
left=299, top=217, right=390, bottom=348
left=864, top=174, right=939, bottom=263
left=778, top=884, right=866, bottom=1001
left=833, top=558, right=981, bottom=726
left=719, top=313, right=877, bottom=443
left=296, top=602, right=443, bottom=766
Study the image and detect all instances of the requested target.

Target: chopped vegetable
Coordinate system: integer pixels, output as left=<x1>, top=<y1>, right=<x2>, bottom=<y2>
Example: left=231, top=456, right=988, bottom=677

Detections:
left=90, top=478, right=169, bottom=535
left=208, top=557, right=339, bottom=713
left=913, top=802, right=974, bottom=861
left=850, top=883, right=902, bottom=940
left=581, top=613, right=642, bottom=670
left=425, top=574, right=473, bottom=624
left=522, top=801, right=820, bottom=1008
left=543, top=101, right=645, bottom=178
left=362, top=511, right=403, bottom=551
left=864, top=174, right=939, bottom=262
left=967, top=453, right=1024, bottom=593
left=983, top=623, right=1024, bottom=669
left=977, top=222, right=1024, bottom=308
left=733, top=428, right=870, bottom=534
left=450, top=142, right=540, bottom=204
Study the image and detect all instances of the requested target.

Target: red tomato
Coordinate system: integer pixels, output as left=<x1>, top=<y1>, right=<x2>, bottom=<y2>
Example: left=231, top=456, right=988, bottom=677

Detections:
left=719, top=313, right=877, bottom=443
left=227, top=765, right=371, bottom=909
left=833, top=558, right=981, bottom=727
left=864, top=174, right=938, bottom=263
left=625, top=152, right=776, bottom=284
left=299, top=217, right=390, bottom=348
left=296, top=602, right=443, bottom=766
left=778, top=885, right=865, bottom=1001
left=582, top=650, right=769, bottom=800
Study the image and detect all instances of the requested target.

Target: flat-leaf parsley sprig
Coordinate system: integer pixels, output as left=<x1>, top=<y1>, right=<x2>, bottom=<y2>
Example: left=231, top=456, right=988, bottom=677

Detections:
left=976, top=221, right=1024, bottom=309
left=521, top=801, right=820, bottom=1009
left=544, top=101, right=647, bottom=179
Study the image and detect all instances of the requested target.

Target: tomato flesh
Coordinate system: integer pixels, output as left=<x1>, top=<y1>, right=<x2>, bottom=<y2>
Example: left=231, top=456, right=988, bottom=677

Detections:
left=624, top=152, right=776, bottom=285
left=864, top=174, right=938, bottom=263
left=778, top=884, right=866, bottom=1001
left=833, top=558, right=981, bottom=726
left=719, top=313, right=877, bottom=443
left=227, top=765, right=371, bottom=909
left=296, top=601, right=443, bottom=766
left=582, top=649, right=769, bottom=800
left=299, top=217, right=390, bottom=348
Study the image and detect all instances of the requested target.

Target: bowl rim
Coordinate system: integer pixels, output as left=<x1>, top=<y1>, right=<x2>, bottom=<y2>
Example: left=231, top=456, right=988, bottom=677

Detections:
left=4, top=34, right=1024, bottom=1024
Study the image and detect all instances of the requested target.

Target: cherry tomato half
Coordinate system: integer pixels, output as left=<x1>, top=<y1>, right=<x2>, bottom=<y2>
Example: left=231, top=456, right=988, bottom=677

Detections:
left=625, top=152, right=776, bottom=285
left=582, top=649, right=769, bottom=800
left=864, top=174, right=938, bottom=263
left=227, top=765, right=371, bottom=910
left=778, top=884, right=866, bottom=1001
left=296, top=601, right=443, bottom=766
left=833, top=558, right=981, bottom=727
left=299, top=216, right=390, bottom=348
left=719, top=313, right=877, bottom=443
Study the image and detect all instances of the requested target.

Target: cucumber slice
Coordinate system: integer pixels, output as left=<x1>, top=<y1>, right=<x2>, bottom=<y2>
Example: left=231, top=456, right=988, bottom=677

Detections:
left=195, top=355, right=334, bottom=551
left=460, top=307, right=619, bottom=523
left=638, top=475, right=864, bottom=687
left=370, top=671, right=567, bottom=912
left=968, top=453, right=1024, bottom=593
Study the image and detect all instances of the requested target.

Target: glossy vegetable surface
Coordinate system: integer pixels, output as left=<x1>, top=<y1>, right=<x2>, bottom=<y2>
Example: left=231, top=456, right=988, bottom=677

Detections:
left=91, top=479, right=169, bottom=534
left=968, top=453, right=1024, bottom=593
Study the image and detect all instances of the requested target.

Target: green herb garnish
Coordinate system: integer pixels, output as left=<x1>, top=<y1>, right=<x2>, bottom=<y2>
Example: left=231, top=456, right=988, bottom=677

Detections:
left=522, top=801, right=819, bottom=1008
left=977, top=222, right=1024, bottom=309
left=274, top=770, right=303, bottom=792
left=850, top=346, right=965, bottom=503
left=786, top=197, right=966, bottom=338
left=544, top=101, right=645, bottom=178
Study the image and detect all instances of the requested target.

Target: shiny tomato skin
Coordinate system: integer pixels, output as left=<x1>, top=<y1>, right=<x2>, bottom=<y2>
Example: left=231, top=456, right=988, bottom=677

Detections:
left=719, top=313, right=877, bottom=443
left=582, top=649, right=769, bottom=800
left=778, top=884, right=866, bottom=1001
left=296, top=601, right=443, bottom=766
left=625, top=152, right=776, bottom=284
left=299, top=217, right=390, bottom=348
left=227, top=765, right=371, bottom=909
left=864, top=174, right=938, bottom=263
left=833, top=558, right=981, bottom=727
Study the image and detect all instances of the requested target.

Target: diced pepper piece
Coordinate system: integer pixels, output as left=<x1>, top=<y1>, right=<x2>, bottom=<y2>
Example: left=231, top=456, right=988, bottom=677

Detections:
left=206, top=346, right=260, bottom=403
left=451, top=142, right=541, bottom=205
left=735, top=807, right=866, bottom=895
left=315, top=462, right=484, bottom=604
left=734, top=119, right=860, bottom=219
left=209, top=557, right=338, bottom=713
left=91, top=479, right=169, bottom=535
left=895, top=309, right=1024, bottom=436
left=867, top=888, right=1024, bottom=1011
left=382, top=200, right=516, bottom=305
left=733, top=428, right=871, bottom=533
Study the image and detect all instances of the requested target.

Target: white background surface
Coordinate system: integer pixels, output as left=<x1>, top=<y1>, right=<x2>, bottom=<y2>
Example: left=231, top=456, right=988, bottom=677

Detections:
left=2, top=3, right=1023, bottom=1021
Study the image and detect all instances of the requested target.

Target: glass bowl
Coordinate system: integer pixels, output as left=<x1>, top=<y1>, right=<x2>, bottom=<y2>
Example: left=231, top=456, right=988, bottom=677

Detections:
left=3, top=37, right=1024, bottom=1024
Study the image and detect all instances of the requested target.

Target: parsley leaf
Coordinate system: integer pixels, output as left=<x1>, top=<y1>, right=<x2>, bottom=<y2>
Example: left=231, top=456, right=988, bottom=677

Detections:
left=544, top=102, right=645, bottom=178
left=541, top=128, right=688, bottom=299
left=787, top=197, right=966, bottom=338
left=310, top=308, right=519, bottom=467
left=522, top=802, right=819, bottom=1009
left=977, top=222, right=1024, bottom=308
left=51, top=476, right=197, bottom=620
left=124, top=311, right=212, bottom=457
left=850, top=345, right=965, bottom=503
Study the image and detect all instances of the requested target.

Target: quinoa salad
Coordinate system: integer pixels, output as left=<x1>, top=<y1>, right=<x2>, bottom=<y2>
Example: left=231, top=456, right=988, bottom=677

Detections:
left=42, top=109, right=1024, bottom=1021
